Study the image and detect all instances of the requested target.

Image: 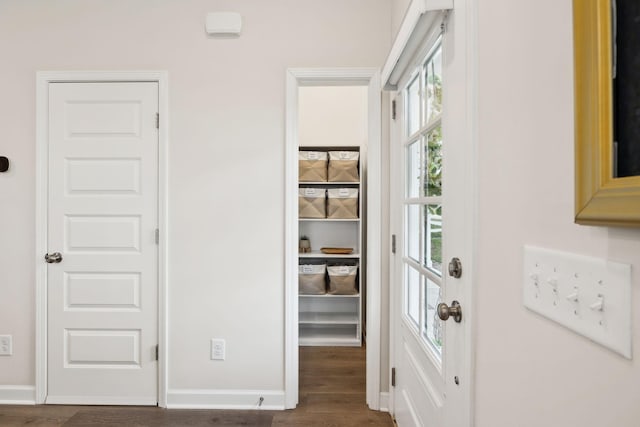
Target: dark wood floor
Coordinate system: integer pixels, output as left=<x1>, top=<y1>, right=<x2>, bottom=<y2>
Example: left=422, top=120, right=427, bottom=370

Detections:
left=0, top=346, right=394, bottom=426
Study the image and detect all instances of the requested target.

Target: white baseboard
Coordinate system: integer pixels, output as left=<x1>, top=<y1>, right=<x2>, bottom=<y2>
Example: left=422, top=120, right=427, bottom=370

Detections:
left=379, top=392, right=390, bottom=412
left=0, top=385, right=36, bottom=405
left=45, top=396, right=156, bottom=405
left=166, top=389, right=285, bottom=410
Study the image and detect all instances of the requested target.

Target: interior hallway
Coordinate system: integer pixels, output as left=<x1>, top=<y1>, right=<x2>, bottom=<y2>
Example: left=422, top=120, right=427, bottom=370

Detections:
left=0, top=347, right=393, bottom=426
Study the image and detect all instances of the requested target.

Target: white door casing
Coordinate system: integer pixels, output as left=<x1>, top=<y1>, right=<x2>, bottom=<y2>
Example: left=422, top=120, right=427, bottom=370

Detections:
left=41, top=80, right=162, bottom=405
left=284, top=68, right=382, bottom=409
left=387, top=1, right=476, bottom=426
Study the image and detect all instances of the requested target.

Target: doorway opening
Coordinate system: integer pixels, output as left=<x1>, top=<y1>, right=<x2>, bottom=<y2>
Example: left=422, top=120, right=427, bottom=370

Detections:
left=284, top=69, right=382, bottom=410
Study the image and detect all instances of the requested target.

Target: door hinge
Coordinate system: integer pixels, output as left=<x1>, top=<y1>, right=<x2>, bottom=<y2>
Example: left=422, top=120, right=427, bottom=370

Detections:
left=155, top=228, right=159, bottom=245
left=155, top=345, right=159, bottom=361
left=155, top=112, right=159, bottom=129
left=391, top=100, right=397, bottom=120
left=391, top=367, right=396, bottom=387
left=391, top=234, right=396, bottom=254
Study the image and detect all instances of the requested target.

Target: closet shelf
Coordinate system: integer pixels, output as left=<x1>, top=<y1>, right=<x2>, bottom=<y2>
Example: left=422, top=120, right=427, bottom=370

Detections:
left=298, top=146, right=362, bottom=347
left=299, top=251, right=360, bottom=259
left=299, top=181, right=360, bottom=185
left=299, top=218, right=359, bottom=222
left=299, top=312, right=359, bottom=324
left=299, top=293, right=360, bottom=298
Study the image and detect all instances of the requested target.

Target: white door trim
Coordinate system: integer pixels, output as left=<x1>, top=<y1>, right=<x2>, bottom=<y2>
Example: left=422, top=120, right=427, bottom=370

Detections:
left=284, top=68, right=382, bottom=410
left=35, top=71, right=169, bottom=407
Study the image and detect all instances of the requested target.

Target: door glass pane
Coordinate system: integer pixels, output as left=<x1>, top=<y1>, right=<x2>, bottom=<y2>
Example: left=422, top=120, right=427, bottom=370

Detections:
left=424, top=204, right=442, bottom=273
left=424, top=124, right=442, bottom=197
left=424, top=278, right=443, bottom=355
left=406, top=204, right=420, bottom=262
left=406, top=140, right=420, bottom=198
left=407, top=75, right=421, bottom=136
left=425, top=45, right=443, bottom=124
left=406, top=265, right=421, bottom=326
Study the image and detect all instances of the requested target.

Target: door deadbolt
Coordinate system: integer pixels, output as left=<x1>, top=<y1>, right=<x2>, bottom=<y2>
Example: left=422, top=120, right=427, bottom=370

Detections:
left=44, top=252, right=63, bottom=263
left=448, top=257, right=462, bottom=278
left=437, top=300, right=462, bottom=323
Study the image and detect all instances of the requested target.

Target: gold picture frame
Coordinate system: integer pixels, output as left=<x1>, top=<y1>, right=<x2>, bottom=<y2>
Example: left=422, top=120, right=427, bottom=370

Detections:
left=574, top=0, right=640, bottom=226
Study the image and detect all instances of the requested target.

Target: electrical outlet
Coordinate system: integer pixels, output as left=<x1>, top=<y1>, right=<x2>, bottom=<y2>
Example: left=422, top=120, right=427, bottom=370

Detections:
left=0, top=335, right=12, bottom=356
left=211, top=339, right=225, bottom=360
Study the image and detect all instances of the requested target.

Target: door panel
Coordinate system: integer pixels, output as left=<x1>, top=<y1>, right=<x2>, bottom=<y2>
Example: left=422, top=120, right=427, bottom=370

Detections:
left=392, top=5, right=472, bottom=425
left=47, top=82, right=158, bottom=405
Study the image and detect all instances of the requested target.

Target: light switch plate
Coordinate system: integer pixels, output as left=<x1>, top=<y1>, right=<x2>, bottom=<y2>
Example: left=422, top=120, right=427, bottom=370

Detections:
left=523, top=245, right=632, bottom=359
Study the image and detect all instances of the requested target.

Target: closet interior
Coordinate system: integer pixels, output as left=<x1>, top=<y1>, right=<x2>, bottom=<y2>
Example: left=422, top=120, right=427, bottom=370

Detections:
left=296, top=85, right=369, bottom=348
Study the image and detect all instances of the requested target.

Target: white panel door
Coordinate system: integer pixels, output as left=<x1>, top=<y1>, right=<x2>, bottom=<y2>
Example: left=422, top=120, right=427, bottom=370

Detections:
left=46, top=82, right=159, bottom=405
left=391, top=5, right=472, bottom=427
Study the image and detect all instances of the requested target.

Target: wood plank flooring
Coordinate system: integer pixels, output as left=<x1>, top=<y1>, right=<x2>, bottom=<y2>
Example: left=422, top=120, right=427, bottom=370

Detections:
left=0, top=347, right=394, bottom=426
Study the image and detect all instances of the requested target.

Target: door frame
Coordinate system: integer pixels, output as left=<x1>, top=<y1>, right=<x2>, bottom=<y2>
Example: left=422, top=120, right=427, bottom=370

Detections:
left=284, top=68, right=382, bottom=409
left=34, top=71, right=170, bottom=406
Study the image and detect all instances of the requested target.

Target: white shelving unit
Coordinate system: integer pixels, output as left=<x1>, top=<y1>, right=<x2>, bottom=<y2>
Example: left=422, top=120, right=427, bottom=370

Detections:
left=298, top=146, right=363, bottom=347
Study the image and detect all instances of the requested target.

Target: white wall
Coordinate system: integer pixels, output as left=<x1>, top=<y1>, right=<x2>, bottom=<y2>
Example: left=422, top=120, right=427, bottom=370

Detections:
left=299, top=86, right=368, bottom=147
left=475, top=0, right=640, bottom=426
left=390, top=0, right=411, bottom=43
left=0, top=0, right=391, bottom=400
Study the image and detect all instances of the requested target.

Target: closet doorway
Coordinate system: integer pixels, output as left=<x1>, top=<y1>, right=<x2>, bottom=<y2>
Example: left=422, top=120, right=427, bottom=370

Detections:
left=284, top=69, right=382, bottom=410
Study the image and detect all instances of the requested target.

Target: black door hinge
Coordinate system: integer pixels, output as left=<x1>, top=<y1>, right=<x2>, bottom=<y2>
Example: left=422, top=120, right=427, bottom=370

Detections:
left=391, top=100, right=397, bottom=120
left=155, top=345, right=159, bottom=361
left=392, top=234, right=396, bottom=254
left=391, top=367, right=396, bottom=387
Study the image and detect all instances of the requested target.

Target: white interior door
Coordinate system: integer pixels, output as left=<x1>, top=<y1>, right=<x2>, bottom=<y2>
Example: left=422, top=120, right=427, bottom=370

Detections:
left=390, top=6, right=473, bottom=427
left=46, top=82, right=159, bottom=405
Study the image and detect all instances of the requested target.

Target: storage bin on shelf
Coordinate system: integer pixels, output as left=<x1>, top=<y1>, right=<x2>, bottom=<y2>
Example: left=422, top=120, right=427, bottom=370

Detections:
left=299, top=264, right=327, bottom=295
left=328, top=151, right=359, bottom=182
left=327, top=188, right=358, bottom=219
left=299, top=188, right=326, bottom=218
left=327, top=264, right=358, bottom=295
left=299, top=151, right=328, bottom=182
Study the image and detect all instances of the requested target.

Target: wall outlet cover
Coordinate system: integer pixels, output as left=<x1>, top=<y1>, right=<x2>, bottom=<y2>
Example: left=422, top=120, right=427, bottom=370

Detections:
left=0, top=335, right=12, bottom=356
left=211, top=338, right=225, bottom=360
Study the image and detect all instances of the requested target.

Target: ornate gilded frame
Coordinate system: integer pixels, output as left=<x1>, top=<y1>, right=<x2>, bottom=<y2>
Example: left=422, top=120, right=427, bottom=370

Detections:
left=574, top=0, right=640, bottom=226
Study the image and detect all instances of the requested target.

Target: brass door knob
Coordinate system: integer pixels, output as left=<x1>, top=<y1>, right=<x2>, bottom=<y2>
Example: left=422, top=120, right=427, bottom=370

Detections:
left=437, top=300, right=462, bottom=323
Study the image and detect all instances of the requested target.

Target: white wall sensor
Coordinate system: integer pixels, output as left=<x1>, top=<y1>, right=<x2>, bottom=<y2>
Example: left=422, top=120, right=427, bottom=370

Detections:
left=205, top=12, right=242, bottom=36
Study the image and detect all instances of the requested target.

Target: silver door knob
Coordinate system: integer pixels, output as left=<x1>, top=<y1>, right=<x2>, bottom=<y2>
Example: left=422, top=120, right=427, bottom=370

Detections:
left=437, top=300, right=462, bottom=323
left=44, top=252, right=63, bottom=263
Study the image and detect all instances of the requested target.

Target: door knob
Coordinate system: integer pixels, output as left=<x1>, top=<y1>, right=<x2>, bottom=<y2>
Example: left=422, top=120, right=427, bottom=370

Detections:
left=44, top=252, right=63, bottom=263
left=437, top=300, right=462, bottom=323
